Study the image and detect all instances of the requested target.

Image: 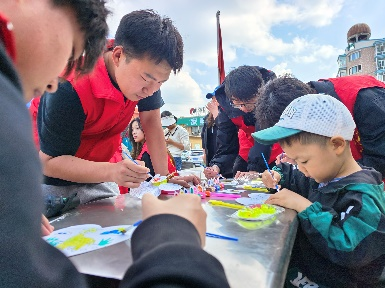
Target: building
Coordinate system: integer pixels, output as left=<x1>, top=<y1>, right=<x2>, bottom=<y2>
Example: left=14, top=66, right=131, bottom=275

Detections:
left=177, top=116, right=205, bottom=149
left=337, top=23, right=385, bottom=82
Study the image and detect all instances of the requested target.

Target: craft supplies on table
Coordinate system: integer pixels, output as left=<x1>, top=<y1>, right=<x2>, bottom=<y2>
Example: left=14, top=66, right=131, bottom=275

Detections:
left=208, top=200, right=245, bottom=209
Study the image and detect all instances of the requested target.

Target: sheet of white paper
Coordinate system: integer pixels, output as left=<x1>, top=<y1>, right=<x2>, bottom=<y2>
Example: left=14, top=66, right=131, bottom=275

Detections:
left=43, top=224, right=134, bottom=257
left=130, top=181, right=161, bottom=199
left=235, top=193, right=270, bottom=205
left=158, top=183, right=182, bottom=191
left=248, top=193, right=271, bottom=201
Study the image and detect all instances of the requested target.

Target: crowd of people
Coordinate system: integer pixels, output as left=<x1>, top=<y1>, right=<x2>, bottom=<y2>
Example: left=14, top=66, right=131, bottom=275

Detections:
left=1, top=0, right=385, bottom=287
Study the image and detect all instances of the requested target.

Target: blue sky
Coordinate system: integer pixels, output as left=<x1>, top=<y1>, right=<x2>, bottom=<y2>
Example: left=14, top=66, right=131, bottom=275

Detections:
left=106, top=0, right=384, bottom=117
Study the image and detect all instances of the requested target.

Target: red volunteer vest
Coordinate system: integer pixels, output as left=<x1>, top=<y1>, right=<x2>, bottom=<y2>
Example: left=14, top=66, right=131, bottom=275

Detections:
left=138, top=142, right=176, bottom=174
left=0, top=13, right=16, bottom=62
left=322, top=76, right=385, bottom=161
left=232, top=116, right=281, bottom=164
left=68, top=57, right=138, bottom=162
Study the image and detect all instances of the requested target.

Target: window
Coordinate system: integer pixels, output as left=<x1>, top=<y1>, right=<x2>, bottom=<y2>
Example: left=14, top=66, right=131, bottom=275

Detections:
left=378, top=60, right=385, bottom=70
left=376, top=44, right=385, bottom=55
left=338, top=57, right=346, bottom=67
left=349, top=51, right=361, bottom=61
left=191, top=126, right=201, bottom=136
left=377, top=74, right=385, bottom=82
left=349, top=65, right=362, bottom=75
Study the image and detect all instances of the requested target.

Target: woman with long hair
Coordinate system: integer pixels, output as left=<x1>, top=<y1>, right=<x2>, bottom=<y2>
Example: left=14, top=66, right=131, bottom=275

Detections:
left=128, top=117, right=176, bottom=177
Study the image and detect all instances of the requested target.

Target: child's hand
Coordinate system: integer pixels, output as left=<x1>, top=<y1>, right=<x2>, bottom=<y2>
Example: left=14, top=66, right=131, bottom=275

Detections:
left=142, top=193, right=207, bottom=247
left=265, top=189, right=312, bottom=212
left=234, top=171, right=259, bottom=180
left=169, top=175, right=201, bottom=187
left=261, top=170, right=281, bottom=189
left=203, top=166, right=220, bottom=179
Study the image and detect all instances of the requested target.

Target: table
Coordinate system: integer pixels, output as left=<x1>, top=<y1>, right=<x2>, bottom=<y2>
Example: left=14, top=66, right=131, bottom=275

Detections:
left=50, top=190, right=298, bottom=288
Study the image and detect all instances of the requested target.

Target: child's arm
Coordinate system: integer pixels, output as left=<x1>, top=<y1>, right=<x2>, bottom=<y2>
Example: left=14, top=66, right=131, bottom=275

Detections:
left=265, top=189, right=312, bottom=212
left=298, top=191, right=385, bottom=268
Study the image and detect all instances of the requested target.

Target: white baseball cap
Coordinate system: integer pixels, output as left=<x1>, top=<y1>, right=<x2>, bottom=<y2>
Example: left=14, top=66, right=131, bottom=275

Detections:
left=252, top=94, right=356, bottom=145
left=161, top=115, right=176, bottom=126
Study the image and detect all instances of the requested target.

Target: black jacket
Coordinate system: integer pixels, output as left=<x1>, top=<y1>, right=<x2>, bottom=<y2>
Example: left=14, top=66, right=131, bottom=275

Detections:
left=209, top=84, right=274, bottom=177
left=277, top=163, right=385, bottom=287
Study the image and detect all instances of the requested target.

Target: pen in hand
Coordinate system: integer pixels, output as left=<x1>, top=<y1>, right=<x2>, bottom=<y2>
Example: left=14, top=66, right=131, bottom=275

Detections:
left=261, top=153, right=279, bottom=191
left=122, top=151, right=153, bottom=179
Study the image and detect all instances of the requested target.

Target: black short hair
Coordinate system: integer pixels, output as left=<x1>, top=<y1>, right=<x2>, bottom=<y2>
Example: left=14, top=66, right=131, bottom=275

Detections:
left=161, top=110, right=177, bottom=122
left=115, top=10, right=184, bottom=74
left=255, top=76, right=316, bottom=129
left=279, top=131, right=329, bottom=148
left=51, top=0, right=110, bottom=76
left=224, top=66, right=264, bottom=101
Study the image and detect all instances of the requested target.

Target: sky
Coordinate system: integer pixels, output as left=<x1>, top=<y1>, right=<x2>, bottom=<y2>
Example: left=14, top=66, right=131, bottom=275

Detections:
left=106, top=0, right=384, bottom=117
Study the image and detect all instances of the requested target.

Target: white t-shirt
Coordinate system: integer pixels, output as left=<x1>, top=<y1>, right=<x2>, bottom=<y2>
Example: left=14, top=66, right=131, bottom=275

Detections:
left=164, top=125, right=190, bottom=157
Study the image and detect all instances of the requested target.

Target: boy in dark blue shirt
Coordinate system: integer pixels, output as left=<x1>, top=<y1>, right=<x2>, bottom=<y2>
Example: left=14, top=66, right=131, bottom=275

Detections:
left=253, top=94, right=385, bottom=287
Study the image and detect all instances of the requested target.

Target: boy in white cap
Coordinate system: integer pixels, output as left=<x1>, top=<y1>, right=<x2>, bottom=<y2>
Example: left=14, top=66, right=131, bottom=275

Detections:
left=253, top=94, right=385, bottom=287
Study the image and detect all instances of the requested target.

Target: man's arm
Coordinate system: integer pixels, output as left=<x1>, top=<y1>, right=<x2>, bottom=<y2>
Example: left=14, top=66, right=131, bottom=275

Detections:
left=39, top=151, right=148, bottom=186
left=140, top=108, right=169, bottom=175
left=38, top=82, right=149, bottom=187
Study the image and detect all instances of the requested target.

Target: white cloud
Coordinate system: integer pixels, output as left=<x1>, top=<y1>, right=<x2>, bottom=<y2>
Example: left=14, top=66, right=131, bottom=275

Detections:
left=195, top=68, right=207, bottom=76
left=102, top=0, right=383, bottom=113
left=159, top=70, right=207, bottom=117
left=272, top=62, right=292, bottom=77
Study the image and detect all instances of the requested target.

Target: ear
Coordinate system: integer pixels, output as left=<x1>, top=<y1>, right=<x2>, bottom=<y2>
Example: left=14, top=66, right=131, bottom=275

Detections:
left=329, top=136, right=346, bottom=155
left=111, top=46, right=125, bottom=66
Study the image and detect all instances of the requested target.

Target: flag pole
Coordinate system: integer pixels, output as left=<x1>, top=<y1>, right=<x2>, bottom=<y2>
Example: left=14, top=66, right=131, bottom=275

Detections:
left=216, top=11, right=225, bottom=85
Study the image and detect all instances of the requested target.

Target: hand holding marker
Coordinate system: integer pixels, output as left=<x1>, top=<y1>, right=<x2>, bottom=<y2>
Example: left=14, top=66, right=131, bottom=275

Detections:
left=123, top=151, right=153, bottom=180
left=261, top=153, right=280, bottom=191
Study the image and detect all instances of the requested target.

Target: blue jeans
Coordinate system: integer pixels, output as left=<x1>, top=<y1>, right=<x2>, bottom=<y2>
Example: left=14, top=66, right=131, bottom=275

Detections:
left=174, top=156, right=182, bottom=171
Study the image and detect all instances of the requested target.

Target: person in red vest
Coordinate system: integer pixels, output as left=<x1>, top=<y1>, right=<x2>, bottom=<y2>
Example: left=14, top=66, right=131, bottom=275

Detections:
left=128, top=117, right=200, bottom=185
left=254, top=75, right=385, bottom=180
left=203, top=65, right=278, bottom=179
left=34, top=10, right=184, bottom=204
left=129, top=117, right=177, bottom=177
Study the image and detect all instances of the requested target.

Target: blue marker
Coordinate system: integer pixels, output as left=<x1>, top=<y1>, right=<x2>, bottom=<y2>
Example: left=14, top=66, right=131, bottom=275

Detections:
left=133, top=220, right=142, bottom=227
left=206, top=232, right=238, bottom=241
left=261, top=152, right=279, bottom=191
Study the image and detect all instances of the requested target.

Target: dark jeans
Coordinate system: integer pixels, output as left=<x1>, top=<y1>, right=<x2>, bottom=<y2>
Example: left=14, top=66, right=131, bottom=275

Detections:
left=174, top=156, right=182, bottom=171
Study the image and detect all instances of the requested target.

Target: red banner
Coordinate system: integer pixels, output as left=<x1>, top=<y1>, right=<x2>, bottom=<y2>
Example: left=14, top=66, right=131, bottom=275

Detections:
left=216, top=11, right=225, bottom=85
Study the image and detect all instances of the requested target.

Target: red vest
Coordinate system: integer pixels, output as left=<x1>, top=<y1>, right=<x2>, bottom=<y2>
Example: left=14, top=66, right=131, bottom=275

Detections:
left=0, top=13, right=16, bottom=62
left=322, top=75, right=385, bottom=161
left=68, top=57, right=138, bottom=162
left=232, top=116, right=281, bottom=164
left=29, top=97, right=41, bottom=149
left=138, top=142, right=176, bottom=174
